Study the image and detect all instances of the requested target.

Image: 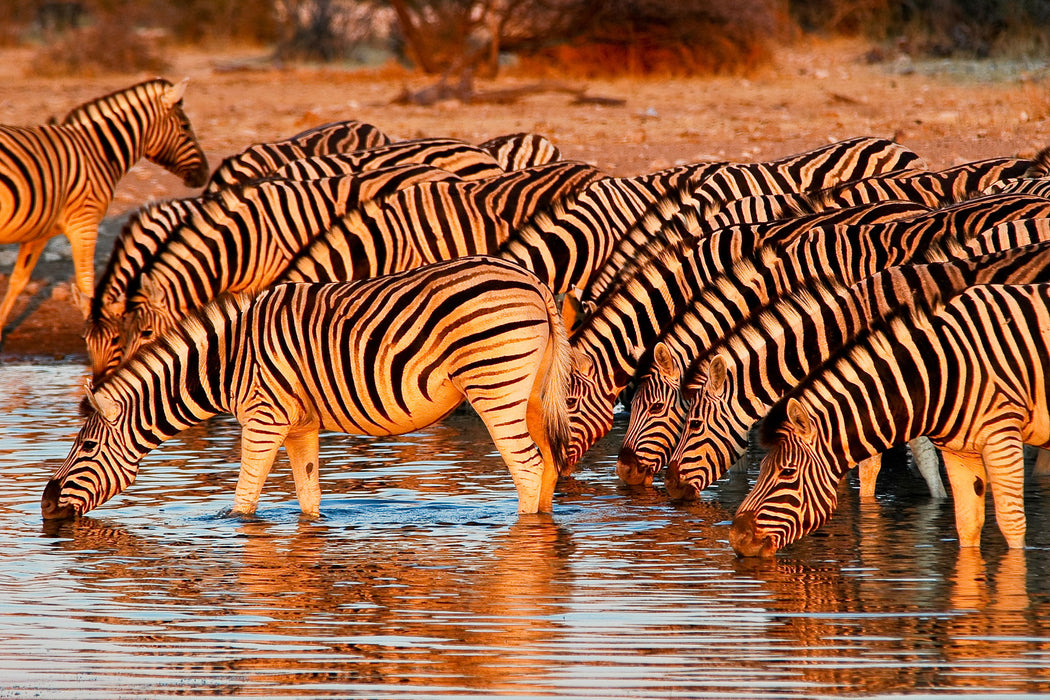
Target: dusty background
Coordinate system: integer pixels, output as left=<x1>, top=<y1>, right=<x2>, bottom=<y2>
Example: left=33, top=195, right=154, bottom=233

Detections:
left=1, top=38, right=1048, bottom=362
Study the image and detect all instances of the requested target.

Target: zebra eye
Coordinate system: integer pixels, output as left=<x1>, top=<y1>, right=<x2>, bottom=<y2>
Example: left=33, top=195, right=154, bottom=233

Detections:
left=566, top=397, right=579, bottom=410
left=81, top=440, right=97, bottom=452
left=689, top=418, right=703, bottom=431
left=649, top=401, right=666, bottom=413
left=779, top=463, right=798, bottom=478
left=140, top=328, right=154, bottom=339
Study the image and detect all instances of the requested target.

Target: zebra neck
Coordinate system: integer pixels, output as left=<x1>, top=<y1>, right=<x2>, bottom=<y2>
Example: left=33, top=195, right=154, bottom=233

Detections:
left=67, top=121, right=138, bottom=192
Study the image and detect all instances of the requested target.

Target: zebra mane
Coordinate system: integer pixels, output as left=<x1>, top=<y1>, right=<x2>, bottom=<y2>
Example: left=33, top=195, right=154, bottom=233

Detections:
left=61, top=78, right=172, bottom=126
left=1025, top=145, right=1050, bottom=179
left=759, top=294, right=945, bottom=447
left=92, top=291, right=254, bottom=397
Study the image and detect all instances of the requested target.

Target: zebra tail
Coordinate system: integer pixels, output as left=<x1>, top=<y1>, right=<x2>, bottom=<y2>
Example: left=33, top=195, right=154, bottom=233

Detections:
left=540, top=286, right=573, bottom=475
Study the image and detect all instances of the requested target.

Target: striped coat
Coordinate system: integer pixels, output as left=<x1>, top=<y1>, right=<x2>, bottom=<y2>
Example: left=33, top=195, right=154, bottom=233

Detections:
left=732, top=283, right=1050, bottom=556
left=43, top=257, right=571, bottom=519
left=0, top=78, right=208, bottom=332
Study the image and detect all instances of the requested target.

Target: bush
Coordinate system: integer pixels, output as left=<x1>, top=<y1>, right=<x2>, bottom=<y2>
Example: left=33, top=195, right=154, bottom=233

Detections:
left=29, top=16, right=170, bottom=77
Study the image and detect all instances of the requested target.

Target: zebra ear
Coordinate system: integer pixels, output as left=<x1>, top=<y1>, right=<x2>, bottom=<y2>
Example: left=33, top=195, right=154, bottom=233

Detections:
left=708, top=354, right=728, bottom=395
left=561, top=289, right=584, bottom=336
left=162, top=78, right=189, bottom=109
left=652, top=343, right=679, bottom=382
left=85, top=383, right=121, bottom=425
left=785, top=398, right=815, bottom=441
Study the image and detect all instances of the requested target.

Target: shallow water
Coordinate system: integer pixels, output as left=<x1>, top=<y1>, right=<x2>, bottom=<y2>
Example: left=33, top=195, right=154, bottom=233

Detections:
left=2, top=363, right=1049, bottom=698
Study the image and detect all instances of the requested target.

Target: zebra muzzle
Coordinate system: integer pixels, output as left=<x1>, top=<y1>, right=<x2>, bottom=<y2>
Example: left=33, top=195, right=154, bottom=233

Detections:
left=40, top=479, right=77, bottom=521
left=615, top=449, right=654, bottom=485
left=729, top=510, right=777, bottom=558
left=664, top=461, right=701, bottom=501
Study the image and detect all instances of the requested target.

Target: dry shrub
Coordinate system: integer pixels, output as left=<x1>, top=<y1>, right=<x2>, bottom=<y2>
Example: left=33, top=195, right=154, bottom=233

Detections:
left=521, top=37, right=771, bottom=78
left=29, top=17, right=170, bottom=77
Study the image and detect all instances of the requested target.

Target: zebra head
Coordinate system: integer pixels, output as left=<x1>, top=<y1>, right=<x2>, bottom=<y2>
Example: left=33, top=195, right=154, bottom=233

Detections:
left=42, top=384, right=140, bottom=520
left=144, top=78, right=209, bottom=189
left=122, top=277, right=176, bottom=365
left=84, top=301, right=125, bottom=382
left=665, top=354, right=748, bottom=500
left=730, top=397, right=839, bottom=557
left=565, top=350, right=621, bottom=470
left=616, top=343, right=686, bottom=485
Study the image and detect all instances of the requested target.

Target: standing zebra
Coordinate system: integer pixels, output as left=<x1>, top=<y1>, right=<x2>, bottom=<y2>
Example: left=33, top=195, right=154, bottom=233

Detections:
left=663, top=242, right=1050, bottom=503
left=272, top=137, right=505, bottom=181
left=731, top=283, right=1050, bottom=557
left=43, top=256, right=571, bottom=519
left=0, top=78, right=208, bottom=335
left=203, top=120, right=389, bottom=192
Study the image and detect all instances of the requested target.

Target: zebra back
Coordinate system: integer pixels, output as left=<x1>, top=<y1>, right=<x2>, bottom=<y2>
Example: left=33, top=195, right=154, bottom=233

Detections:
left=273, top=137, right=505, bottom=181
left=478, top=132, right=561, bottom=169
left=807, top=157, right=1032, bottom=210
left=666, top=240, right=1050, bottom=498
left=280, top=161, right=604, bottom=285
left=584, top=137, right=921, bottom=307
left=495, top=172, right=683, bottom=294
left=735, top=282, right=1050, bottom=555
left=204, top=120, right=389, bottom=192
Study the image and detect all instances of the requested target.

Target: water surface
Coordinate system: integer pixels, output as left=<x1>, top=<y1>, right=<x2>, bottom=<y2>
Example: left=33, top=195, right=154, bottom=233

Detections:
left=1, top=363, right=1049, bottom=698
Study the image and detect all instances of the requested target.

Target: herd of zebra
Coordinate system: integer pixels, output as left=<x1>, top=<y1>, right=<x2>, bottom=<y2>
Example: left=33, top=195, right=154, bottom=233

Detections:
left=6, top=78, right=1050, bottom=559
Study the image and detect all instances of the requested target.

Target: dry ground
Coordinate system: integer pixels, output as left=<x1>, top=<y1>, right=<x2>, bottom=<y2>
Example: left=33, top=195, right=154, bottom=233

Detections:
left=1, top=37, right=1048, bottom=361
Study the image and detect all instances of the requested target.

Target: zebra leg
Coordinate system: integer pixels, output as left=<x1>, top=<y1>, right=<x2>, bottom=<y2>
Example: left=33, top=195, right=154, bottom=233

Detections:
left=65, top=220, right=99, bottom=317
left=526, top=394, right=560, bottom=513
left=0, top=237, right=50, bottom=334
left=940, top=449, right=988, bottom=548
left=468, top=392, right=551, bottom=513
left=857, top=454, right=882, bottom=499
left=232, top=422, right=290, bottom=515
left=981, top=432, right=1026, bottom=549
left=909, top=437, right=947, bottom=499
left=284, top=429, right=322, bottom=517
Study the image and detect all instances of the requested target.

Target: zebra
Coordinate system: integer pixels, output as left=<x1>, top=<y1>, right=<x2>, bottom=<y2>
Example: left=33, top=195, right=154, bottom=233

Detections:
left=616, top=198, right=932, bottom=484
left=111, top=164, right=462, bottom=374
left=0, top=78, right=208, bottom=335
left=278, top=160, right=604, bottom=286
left=203, top=119, right=389, bottom=192
left=806, top=156, right=1032, bottom=210
left=42, top=256, right=571, bottom=520
left=730, top=283, right=1050, bottom=557
left=663, top=241, right=1050, bottom=505
left=272, top=137, right=506, bottom=181
left=477, top=132, right=561, bottom=170
left=565, top=191, right=1050, bottom=469
left=582, top=136, right=925, bottom=307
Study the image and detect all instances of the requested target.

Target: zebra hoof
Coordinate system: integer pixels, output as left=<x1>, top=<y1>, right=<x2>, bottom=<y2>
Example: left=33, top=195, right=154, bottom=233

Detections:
left=729, top=511, right=777, bottom=558
left=40, top=479, right=76, bottom=520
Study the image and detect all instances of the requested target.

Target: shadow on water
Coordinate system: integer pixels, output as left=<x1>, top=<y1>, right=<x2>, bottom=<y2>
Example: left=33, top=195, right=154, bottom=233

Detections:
left=1, top=364, right=1050, bottom=697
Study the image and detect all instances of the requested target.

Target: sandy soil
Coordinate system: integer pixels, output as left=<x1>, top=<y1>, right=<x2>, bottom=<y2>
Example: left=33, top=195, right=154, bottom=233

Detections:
left=1, top=37, right=1048, bottom=362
